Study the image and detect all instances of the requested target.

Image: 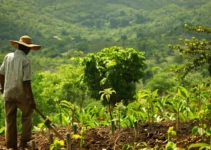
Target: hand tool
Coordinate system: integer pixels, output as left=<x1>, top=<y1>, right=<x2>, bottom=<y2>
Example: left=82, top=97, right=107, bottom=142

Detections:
left=34, top=107, right=64, bottom=140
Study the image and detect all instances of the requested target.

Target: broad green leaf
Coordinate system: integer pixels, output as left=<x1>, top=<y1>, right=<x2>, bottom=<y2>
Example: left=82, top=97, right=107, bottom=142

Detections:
left=0, top=127, right=5, bottom=135
left=207, top=104, right=211, bottom=110
left=106, top=60, right=117, bottom=68
left=37, top=123, right=44, bottom=129
left=178, top=86, right=189, bottom=98
left=100, top=78, right=107, bottom=86
left=188, top=143, right=210, bottom=149
left=58, top=140, right=64, bottom=146
left=122, top=144, right=131, bottom=150
left=152, top=89, right=158, bottom=97
left=192, top=126, right=198, bottom=135
left=50, top=144, right=55, bottom=150
left=72, top=134, right=81, bottom=140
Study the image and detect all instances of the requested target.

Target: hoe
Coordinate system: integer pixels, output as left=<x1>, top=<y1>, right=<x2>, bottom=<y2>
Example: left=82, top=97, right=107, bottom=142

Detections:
left=34, top=107, right=64, bottom=140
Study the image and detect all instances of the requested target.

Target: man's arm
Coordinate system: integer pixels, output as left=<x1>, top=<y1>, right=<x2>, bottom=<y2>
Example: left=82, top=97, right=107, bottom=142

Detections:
left=23, top=80, right=36, bottom=108
left=0, top=74, right=5, bottom=94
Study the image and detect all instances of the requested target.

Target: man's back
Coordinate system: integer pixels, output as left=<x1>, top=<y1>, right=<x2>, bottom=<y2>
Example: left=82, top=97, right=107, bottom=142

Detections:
left=0, top=50, right=31, bottom=101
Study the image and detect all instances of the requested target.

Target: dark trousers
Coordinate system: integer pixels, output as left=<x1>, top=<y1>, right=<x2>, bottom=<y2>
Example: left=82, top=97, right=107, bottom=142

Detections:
left=5, top=100, right=33, bottom=148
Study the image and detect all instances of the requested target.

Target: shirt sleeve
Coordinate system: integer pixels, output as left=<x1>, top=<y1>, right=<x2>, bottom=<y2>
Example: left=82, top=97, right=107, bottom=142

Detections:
left=23, top=60, right=31, bottom=81
left=0, top=56, right=6, bottom=75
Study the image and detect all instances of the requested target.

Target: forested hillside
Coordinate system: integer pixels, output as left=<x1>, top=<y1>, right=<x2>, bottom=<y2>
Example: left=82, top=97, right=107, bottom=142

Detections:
left=0, top=0, right=210, bottom=99
left=0, top=0, right=211, bottom=58
left=0, top=0, right=210, bottom=101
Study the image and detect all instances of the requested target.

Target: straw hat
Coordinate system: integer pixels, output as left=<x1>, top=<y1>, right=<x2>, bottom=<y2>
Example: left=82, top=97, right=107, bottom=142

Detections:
left=9, top=35, right=41, bottom=51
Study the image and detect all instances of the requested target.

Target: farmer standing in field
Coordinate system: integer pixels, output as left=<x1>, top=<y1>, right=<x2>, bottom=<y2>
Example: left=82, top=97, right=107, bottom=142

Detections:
left=0, top=35, right=41, bottom=149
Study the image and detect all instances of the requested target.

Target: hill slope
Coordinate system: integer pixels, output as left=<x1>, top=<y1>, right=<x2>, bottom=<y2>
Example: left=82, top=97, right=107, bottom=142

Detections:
left=0, top=0, right=211, bottom=57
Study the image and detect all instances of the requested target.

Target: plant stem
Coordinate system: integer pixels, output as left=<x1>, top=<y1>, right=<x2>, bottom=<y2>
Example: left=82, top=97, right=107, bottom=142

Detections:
left=111, top=120, right=115, bottom=135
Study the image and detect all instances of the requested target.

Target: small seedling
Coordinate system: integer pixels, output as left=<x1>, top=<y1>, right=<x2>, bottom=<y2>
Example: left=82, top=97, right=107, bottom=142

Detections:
left=50, top=138, right=65, bottom=150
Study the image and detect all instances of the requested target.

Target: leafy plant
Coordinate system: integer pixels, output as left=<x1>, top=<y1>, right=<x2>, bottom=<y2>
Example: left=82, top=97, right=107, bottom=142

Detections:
left=80, top=127, right=86, bottom=148
left=33, top=123, right=45, bottom=132
left=60, top=100, right=79, bottom=126
left=114, top=101, right=126, bottom=130
left=78, top=108, right=98, bottom=128
left=189, top=125, right=211, bottom=150
left=50, top=138, right=65, bottom=150
left=169, top=24, right=211, bottom=78
left=122, top=142, right=149, bottom=150
left=188, top=143, right=211, bottom=150
left=164, top=141, right=178, bottom=150
left=137, top=89, right=158, bottom=124
left=177, top=86, right=191, bottom=119
left=191, top=83, right=210, bottom=112
left=155, top=95, right=170, bottom=120
left=167, top=127, right=176, bottom=142
left=100, top=88, right=116, bottom=135
left=99, top=88, right=116, bottom=121
left=165, top=127, right=178, bottom=150
left=166, top=89, right=187, bottom=129
left=82, top=46, right=146, bottom=106
left=0, top=127, right=5, bottom=135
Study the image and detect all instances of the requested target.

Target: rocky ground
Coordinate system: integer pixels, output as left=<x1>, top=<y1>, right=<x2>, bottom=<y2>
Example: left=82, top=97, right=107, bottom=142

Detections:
left=0, top=119, right=207, bottom=150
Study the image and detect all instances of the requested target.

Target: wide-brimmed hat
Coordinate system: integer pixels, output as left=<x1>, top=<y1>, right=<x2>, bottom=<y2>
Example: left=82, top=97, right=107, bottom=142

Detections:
left=9, top=35, right=41, bottom=51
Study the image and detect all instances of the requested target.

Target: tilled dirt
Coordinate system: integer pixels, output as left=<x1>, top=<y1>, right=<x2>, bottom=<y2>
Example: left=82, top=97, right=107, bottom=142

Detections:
left=0, top=119, right=207, bottom=150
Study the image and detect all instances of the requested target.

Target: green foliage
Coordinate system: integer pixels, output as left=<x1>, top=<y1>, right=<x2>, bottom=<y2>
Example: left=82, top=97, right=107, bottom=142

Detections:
left=122, top=142, right=148, bottom=150
left=169, top=24, right=211, bottom=78
left=100, top=88, right=116, bottom=103
left=164, top=127, right=179, bottom=150
left=80, top=127, right=86, bottom=148
left=82, top=46, right=145, bottom=105
left=59, top=100, right=79, bottom=126
left=1, top=0, right=211, bottom=59
left=146, top=73, right=177, bottom=95
left=33, top=62, right=86, bottom=104
left=188, top=143, right=211, bottom=150
left=166, top=95, right=187, bottom=128
left=114, top=101, right=126, bottom=130
left=0, top=96, right=4, bottom=129
left=137, top=90, right=158, bottom=124
left=99, top=88, right=116, bottom=120
left=165, top=142, right=178, bottom=150
left=167, top=127, right=176, bottom=142
left=31, top=58, right=89, bottom=126
left=1, top=2, right=211, bottom=148
left=100, top=88, right=116, bottom=134
left=0, top=127, right=5, bottom=135
left=50, top=139, right=65, bottom=150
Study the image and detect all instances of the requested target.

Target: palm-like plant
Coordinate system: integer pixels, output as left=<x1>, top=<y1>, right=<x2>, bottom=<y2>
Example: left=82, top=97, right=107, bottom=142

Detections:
left=100, top=88, right=116, bottom=135
left=99, top=88, right=116, bottom=120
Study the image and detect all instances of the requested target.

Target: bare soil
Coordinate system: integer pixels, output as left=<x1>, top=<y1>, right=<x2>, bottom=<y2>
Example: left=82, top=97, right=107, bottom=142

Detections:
left=0, top=119, right=207, bottom=150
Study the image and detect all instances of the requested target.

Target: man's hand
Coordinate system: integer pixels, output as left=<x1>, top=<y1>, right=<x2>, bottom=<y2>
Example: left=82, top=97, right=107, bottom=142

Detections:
left=29, top=98, right=36, bottom=108
left=23, top=80, right=36, bottom=108
left=0, top=74, right=5, bottom=94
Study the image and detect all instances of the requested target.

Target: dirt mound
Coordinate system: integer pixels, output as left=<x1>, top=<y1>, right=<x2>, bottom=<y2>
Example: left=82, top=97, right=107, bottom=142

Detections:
left=0, top=119, right=205, bottom=150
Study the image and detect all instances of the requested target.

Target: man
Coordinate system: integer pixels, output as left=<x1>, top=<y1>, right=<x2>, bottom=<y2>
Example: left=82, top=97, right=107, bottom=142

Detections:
left=0, top=35, right=41, bottom=149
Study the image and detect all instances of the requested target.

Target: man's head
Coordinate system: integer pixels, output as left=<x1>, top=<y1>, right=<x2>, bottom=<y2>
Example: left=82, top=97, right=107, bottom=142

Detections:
left=18, top=44, right=31, bottom=55
left=9, top=35, right=41, bottom=52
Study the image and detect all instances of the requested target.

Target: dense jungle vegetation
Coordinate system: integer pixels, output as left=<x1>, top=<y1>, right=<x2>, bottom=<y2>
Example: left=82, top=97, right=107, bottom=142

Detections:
left=1, top=0, right=211, bottom=149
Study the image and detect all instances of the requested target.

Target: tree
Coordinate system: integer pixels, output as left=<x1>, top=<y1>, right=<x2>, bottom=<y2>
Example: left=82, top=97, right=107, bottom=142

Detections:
left=169, top=24, right=211, bottom=78
left=82, top=46, right=146, bottom=106
left=32, top=58, right=88, bottom=115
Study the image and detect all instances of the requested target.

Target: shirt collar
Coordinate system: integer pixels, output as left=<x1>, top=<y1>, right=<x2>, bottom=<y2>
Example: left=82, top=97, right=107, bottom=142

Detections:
left=14, top=50, right=26, bottom=56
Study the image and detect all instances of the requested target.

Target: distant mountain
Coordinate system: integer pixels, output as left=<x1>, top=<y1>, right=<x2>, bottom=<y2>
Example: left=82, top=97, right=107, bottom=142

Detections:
left=0, top=0, right=211, bottom=57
